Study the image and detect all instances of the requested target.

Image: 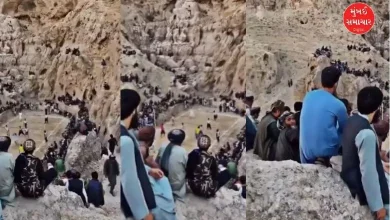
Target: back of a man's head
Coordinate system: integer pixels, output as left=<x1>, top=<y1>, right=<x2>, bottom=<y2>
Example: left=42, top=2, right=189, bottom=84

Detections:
left=293, top=102, right=303, bottom=112
left=121, top=89, right=141, bottom=120
left=91, top=171, right=98, bottom=180
left=321, top=66, right=341, bottom=88
left=357, top=86, right=383, bottom=115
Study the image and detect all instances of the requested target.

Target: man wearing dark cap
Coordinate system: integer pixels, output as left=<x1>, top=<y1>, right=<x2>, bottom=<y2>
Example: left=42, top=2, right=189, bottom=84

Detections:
left=156, top=129, right=187, bottom=201
left=300, top=66, right=348, bottom=165
left=253, top=100, right=285, bottom=160
left=120, top=89, right=156, bottom=220
left=340, top=87, right=389, bottom=220
left=0, top=136, right=14, bottom=218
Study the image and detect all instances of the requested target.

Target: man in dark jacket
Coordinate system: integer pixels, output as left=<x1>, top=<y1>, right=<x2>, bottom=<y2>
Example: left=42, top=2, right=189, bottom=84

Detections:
left=275, top=112, right=300, bottom=162
left=14, top=139, right=57, bottom=198
left=86, top=171, right=104, bottom=207
left=340, top=87, right=389, bottom=220
left=104, top=155, right=119, bottom=196
left=67, top=170, right=88, bottom=208
left=108, top=134, right=118, bottom=155
left=253, top=100, right=285, bottom=160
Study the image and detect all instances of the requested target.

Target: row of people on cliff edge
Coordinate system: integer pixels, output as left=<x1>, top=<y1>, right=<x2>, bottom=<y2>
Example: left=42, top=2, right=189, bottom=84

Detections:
left=247, top=66, right=389, bottom=220
left=120, top=89, right=243, bottom=220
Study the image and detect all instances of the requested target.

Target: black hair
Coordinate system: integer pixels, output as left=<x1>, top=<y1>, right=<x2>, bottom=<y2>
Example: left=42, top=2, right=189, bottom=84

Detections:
left=121, top=89, right=141, bottom=120
left=321, top=66, right=341, bottom=88
left=245, top=96, right=254, bottom=103
left=284, top=106, right=291, bottom=112
left=239, top=176, right=246, bottom=185
left=357, top=86, right=383, bottom=115
left=91, top=171, right=98, bottom=180
left=293, top=102, right=303, bottom=112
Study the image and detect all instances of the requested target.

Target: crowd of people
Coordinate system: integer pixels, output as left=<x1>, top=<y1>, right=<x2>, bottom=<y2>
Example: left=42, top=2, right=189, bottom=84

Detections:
left=313, top=46, right=332, bottom=58
left=120, top=89, right=246, bottom=220
left=0, top=100, right=122, bottom=219
left=347, top=44, right=371, bottom=53
left=246, top=66, right=389, bottom=220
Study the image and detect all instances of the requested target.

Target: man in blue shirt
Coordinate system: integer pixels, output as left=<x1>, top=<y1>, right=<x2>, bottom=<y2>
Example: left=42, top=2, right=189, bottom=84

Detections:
left=300, top=66, right=348, bottom=164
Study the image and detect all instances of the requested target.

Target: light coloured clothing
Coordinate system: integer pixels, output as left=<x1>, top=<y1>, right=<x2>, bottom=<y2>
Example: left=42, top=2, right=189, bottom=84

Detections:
left=145, top=165, right=176, bottom=220
left=355, top=114, right=389, bottom=217
left=121, top=127, right=150, bottom=220
left=157, top=143, right=187, bottom=200
left=0, top=152, right=15, bottom=208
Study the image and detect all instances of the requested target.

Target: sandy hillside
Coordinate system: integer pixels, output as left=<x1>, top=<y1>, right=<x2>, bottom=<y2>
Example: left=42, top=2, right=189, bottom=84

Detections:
left=247, top=0, right=389, bottom=111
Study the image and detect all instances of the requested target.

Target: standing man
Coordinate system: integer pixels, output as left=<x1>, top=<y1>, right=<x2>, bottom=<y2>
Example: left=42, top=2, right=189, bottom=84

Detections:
left=23, top=119, right=27, bottom=129
left=104, top=155, right=120, bottom=196
left=253, top=100, right=285, bottom=160
left=108, top=134, right=118, bottom=155
left=300, top=66, right=348, bottom=165
left=206, top=118, right=212, bottom=130
left=44, top=130, right=48, bottom=142
left=44, top=115, right=49, bottom=124
left=216, top=129, right=220, bottom=143
left=120, top=89, right=156, bottom=220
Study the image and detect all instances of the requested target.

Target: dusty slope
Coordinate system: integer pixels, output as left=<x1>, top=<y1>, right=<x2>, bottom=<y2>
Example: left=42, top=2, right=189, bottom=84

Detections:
left=246, top=0, right=389, bottom=110
left=0, top=0, right=120, bottom=132
left=121, top=0, right=246, bottom=95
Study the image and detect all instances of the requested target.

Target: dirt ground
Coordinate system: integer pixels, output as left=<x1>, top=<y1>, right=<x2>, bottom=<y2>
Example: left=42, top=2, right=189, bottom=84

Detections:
left=151, top=107, right=245, bottom=156
left=0, top=111, right=69, bottom=159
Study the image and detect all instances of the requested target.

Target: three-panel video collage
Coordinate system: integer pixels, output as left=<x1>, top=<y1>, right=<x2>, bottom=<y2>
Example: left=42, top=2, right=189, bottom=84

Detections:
left=0, top=0, right=388, bottom=219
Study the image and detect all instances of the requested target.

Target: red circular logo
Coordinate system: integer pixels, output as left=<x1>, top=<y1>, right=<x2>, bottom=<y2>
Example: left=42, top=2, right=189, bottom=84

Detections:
left=343, top=2, right=375, bottom=35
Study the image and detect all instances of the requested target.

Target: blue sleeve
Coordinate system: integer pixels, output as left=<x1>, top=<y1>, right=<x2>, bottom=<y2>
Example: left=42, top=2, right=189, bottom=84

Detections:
left=355, top=129, right=384, bottom=212
left=335, top=101, right=348, bottom=135
left=120, top=136, right=150, bottom=220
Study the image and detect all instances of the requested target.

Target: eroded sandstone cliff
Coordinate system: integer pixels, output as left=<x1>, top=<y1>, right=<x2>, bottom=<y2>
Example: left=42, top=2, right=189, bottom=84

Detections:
left=0, top=0, right=120, bottom=132
left=247, top=0, right=389, bottom=109
left=121, top=0, right=246, bottom=95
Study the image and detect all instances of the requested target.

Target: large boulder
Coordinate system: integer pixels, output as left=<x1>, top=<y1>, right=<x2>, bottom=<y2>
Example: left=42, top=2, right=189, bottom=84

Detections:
left=247, top=155, right=373, bottom=219
left=176, top=188, right=246, bottom=220
left=3, top=185, right=118, bottom=220
left=65, top=132, right=103, bottom=179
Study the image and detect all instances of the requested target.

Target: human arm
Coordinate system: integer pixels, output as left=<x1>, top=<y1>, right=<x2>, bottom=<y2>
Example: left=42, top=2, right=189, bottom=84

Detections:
left=186, top=150, right=198, bottom=179
left=285, top=128, right=299, bottom=145
left=82, top=180, right=88, bottom=207
left=100, top=182, right=105, bottom=206
left=36, top=158, right=45, bottom=181
left=155, top=147, right=162, bottom=165
left=267, top=121, right=280, bottom=142
left=120, top=136, right=151, bottom=220
left=210, top=157, right=218, bottom=180
left=356, top=129, right=384, bottom=212
left=335, top=102, right=348, bottom=136
left=103, top=160, right=108, bottom=177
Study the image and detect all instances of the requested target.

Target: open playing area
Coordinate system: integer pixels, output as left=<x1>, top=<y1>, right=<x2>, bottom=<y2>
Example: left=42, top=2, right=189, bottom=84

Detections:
left=0, top=111, right=69, bottom=159
left=152, top=107, right=245, bottom=155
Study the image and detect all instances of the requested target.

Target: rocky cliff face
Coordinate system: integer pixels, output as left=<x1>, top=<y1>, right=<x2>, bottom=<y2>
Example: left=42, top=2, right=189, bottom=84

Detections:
left=247, top=154, right=373, bottom=220
left=247, top=0, right=389, bottom=109
left=0, top=0, right=120, bottom=132
left=121, top=0, right=245, bottom=95
left=65, top=132, right=103, bottom=179
left=3, top=185, right=122, bottom=220
left=177, top=188, right=246, bottom=220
